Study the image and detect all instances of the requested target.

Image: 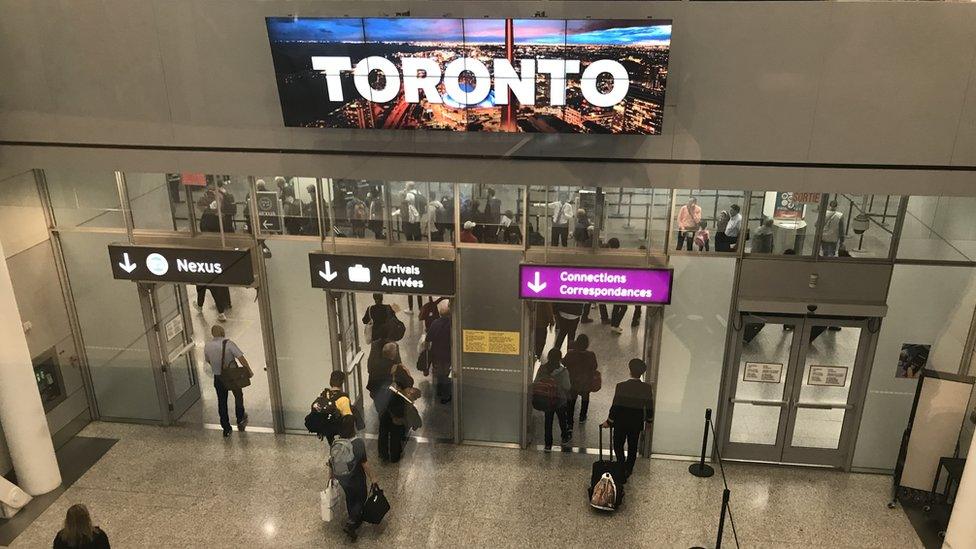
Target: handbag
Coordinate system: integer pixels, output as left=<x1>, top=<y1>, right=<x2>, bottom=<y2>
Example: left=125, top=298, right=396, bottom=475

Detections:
left=320, top=479, right=342, bottom=523
left=362, top=483, right=390, bottom=524
left=416, top=345, right=431, bottom=376
left=590, top=369, right=602, bottom=393
left=219, top=340, right=253, bottom=391
left=364, top=307, right=374, bottom=342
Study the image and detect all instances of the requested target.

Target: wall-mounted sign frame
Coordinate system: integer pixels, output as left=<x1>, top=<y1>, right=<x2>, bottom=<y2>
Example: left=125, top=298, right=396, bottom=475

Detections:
left=518, top=264, right=672, bottom=305
left=742, top=362, right=784, bottom=384
left=807, top=365, right=849, bottom=387
left=107, top=244, right=254, bottom=286
left=309, top=253, right=455, bottom=296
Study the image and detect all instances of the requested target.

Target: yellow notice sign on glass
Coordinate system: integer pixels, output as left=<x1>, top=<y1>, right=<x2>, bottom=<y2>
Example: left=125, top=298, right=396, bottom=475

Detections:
left=463, top=330, right=521, bottom=355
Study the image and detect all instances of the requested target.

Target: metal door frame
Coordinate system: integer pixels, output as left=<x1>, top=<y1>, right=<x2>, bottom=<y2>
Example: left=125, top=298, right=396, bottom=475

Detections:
left=138, top=282, right=201, bottom=425
left=719, top=313, right=878, bottom=469
left=780, top=317, right=876, bottom=467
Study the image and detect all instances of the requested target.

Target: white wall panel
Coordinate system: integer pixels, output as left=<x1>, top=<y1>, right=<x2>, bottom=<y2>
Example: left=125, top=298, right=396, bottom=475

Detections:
left=809, top=3, right=976, bottom=166
left=1, top=0, right=975, bottom=167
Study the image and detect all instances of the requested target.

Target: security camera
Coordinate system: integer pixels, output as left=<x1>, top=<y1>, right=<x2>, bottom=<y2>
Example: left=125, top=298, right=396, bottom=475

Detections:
left=807, top=304, right=818, bottom=313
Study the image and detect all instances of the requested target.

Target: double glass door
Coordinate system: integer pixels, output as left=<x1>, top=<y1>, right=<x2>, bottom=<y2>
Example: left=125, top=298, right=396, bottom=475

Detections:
left=720, top=314, right=876, bottom=468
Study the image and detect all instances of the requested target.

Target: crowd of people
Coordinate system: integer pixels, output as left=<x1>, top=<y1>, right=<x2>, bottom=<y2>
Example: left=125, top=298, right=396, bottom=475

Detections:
left=531, top=296, right=653, bottom=482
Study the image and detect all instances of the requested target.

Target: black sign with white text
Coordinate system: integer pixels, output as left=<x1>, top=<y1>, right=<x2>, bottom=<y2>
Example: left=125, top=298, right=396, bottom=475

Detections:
left=255, top=190, right=282, bottom=233
left=108, top=245, right=255, bottom=286
left=308, top=253, right=455, bottom=296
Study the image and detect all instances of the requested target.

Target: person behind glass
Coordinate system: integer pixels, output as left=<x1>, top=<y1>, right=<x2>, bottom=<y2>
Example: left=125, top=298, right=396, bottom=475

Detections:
left=694, top=221, right=710, bottom=252
left=330, top=416, right=376, bottom=543
left=602, top=359, right=653, bottom=482
left=596, top=239, right=634, bottom=331
left=437, top=192, right=454, bottom=242
left=533, top=301, right=554, bottom=361
left=482, top=187, right=502, bottom=243
left=548, top=191, right=574, bottom=247
left=426, top=300, right=453, bottom=404
left=242, top=179, right=267, bottom=235
left=281, top=187, right=304, bottom=235
left=367, top=192, right=385, bottom=239
left=349, top=192, right=368, bottom=238
left=204, top=325, right=250, bottom=437
left=573, top=208, right=594, bottom=247
left=498, top=210, right=523, bottom=244
left=714, top=210, right=731, bottom=252
left=820, top=199, right=845, bottom=257
left=752, top=217, right=775, bottom=253
left=460, top=220, right=479, bottom=243
left=302, top=184, right=321, bottom=236
left=725, top=204, right=743, bottom=251
left=675, top=197, right=702, bottom=251
left=426, top=191, right=445, bottom=241
left=54, top=504, right=109, bottom=549
left=194, top=185, right=232, bottom=321
left=376, top=364, right=413, bottom=462
left=564, top=334, right=598, bottom=426
left=552, top=302, right=584, bottom=352
left=392, top=198, right=421, bottom=241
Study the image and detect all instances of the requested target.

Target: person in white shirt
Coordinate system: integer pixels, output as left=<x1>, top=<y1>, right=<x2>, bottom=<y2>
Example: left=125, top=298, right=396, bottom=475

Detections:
left=820, top=200, right=845, bottom=256
left=548, top=192, right=575, bottom=247
left=425, top=191, right=445, bottom=241
left=725, top=204, right=742, bottom=250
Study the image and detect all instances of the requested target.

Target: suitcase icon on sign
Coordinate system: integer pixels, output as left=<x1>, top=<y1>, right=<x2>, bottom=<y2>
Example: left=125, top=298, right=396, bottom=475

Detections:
left=348, top=264, right=371, bottom=283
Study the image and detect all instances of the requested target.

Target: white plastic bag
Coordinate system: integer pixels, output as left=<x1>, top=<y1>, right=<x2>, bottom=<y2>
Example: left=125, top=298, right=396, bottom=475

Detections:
left=320, top=479, right=342, bottom=522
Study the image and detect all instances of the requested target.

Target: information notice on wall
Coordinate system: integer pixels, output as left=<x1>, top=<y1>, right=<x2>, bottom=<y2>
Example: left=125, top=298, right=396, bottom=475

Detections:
left=463, top=330, right=520, bottom=355
left=807, top=365, right=849, bottom=387
left=742, top=362, right=783, bottom=384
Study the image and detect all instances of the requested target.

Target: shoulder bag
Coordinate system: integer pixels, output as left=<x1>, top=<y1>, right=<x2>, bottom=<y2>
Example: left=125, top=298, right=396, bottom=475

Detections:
left=220, top=340, right=254, bottom=391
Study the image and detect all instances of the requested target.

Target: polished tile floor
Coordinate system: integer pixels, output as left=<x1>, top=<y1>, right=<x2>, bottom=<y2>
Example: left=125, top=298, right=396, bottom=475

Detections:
left=9, top=422, right=921, bottom=548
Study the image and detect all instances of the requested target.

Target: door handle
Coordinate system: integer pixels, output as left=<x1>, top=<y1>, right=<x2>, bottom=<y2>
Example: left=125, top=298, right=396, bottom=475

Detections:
left=730, top=398, right=787, bottom=407
left=793, top=401, right=854, bottom=410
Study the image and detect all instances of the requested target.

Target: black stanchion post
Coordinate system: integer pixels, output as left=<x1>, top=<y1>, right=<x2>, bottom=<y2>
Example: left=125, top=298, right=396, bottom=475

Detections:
left=688, top=408, right=715, bottom=478
left=715, top=488, right=730, bottom=549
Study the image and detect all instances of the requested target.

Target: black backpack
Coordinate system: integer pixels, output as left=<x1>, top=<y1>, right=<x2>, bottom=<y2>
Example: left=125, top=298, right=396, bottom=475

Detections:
left=304, top=389, right=346, bottom=437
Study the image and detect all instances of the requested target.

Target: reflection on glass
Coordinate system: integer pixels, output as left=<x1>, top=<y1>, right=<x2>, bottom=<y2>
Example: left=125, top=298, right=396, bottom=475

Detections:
left=457, top=183, right=521, bottom=245
left=126, top=173, right=191, bottom=232
left=44, top=169, right=124, bottom=229
left=746, top=192, right=820, bottom=256
left=729, top=321, right=794, bottom=445
left=898, top=196, right=976, bottom=262
left=789, top=326, right=861, bottom=449
left=251, top=176, right=320, bottom=236
left=329, top=179, right=381, bottom=240
left=388, top=181, right=427, bottom=243
left=821, top=194, right=897, bottom=259
left=672, top=190, right=746, bottom=254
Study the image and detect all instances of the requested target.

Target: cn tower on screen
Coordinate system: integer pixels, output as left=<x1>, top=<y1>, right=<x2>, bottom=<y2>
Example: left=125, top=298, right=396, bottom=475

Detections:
left=501, top=18, right=516, bottom=132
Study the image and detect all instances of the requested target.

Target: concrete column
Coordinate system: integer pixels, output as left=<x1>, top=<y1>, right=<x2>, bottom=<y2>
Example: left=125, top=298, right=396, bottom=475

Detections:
left=0, top=237, right=61, bottom=495
left=944, top=425, right=976, bottom=548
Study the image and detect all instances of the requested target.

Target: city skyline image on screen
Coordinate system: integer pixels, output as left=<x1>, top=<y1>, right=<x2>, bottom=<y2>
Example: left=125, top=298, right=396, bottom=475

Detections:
left=265, top=17, right=671, bottom=135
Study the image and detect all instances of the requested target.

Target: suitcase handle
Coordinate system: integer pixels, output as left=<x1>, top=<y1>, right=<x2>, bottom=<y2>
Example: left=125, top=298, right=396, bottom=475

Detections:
left=599, top=424, right=614, bottom=461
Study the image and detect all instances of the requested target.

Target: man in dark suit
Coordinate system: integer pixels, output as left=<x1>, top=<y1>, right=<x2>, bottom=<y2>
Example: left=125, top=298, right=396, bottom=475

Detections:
left=602, top=359, right=654, bottom=481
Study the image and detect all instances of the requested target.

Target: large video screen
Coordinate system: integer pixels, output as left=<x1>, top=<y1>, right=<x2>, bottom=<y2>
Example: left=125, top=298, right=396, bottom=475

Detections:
left=265, top=17, right=671, bottom=135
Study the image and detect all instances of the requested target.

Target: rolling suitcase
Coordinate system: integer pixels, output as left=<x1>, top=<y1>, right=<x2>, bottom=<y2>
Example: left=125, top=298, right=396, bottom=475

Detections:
left=589, top=425, right=625, bottom=510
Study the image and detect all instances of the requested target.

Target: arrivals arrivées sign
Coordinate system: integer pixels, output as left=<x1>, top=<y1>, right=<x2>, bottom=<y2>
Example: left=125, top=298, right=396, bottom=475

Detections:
left=308, top=253, right=455, bottom=296
left=107, top=245, right=254, bottom=285
left=266, top=17, right=671, bottom=135
left=519, top=264, right=672, bottom=304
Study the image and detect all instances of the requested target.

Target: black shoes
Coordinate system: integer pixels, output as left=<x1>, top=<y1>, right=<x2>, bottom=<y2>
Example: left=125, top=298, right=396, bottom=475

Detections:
left=342, top=525, right=358, bottom=543
left=580, top=317, right=594, bottom=324
left=237, top=414, right=249, bottom=432
left=222, top=430, right=232, bottom=438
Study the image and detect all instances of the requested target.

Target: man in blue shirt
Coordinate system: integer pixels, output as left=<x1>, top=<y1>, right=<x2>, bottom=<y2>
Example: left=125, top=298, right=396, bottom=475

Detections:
left=203, top=325, right=251, bottom=436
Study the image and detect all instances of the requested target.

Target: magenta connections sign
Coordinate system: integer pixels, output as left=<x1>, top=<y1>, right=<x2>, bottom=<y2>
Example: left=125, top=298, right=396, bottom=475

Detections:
left=519, top=265, right=673, bottom=305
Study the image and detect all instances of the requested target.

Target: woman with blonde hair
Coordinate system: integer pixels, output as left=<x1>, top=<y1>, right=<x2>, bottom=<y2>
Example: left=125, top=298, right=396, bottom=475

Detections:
left=54, top=504, right=110, bottom=548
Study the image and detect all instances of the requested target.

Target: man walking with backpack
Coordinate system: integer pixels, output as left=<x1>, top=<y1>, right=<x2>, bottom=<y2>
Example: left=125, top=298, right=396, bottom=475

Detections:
left=306, top=371, right=356, bottom=444
left=329, top=416, right=377, bottom=543
left=602, top=359, right=654, bottom=482
left=533, top=348, right=572, bottom=452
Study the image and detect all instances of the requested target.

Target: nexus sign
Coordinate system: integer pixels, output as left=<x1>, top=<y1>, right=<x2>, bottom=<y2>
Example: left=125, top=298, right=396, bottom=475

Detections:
left=107, top=245, right=255, bottom=285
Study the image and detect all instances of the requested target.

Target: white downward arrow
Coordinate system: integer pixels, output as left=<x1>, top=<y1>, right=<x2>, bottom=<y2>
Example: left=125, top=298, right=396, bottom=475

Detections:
left=526, top=271, right=547, bottom=293
left=119, top=253, right=137, bottom=273
left=318, top=261, right=338, bottom=282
